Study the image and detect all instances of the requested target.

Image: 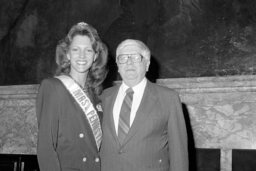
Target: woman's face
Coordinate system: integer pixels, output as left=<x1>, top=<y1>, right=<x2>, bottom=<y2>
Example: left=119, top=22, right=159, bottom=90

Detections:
left=67, top=35, right=96, bottom=76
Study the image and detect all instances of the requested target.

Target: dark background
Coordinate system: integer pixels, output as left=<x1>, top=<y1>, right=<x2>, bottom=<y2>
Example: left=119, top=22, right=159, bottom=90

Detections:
left=0, top=0, right=256, bottom=86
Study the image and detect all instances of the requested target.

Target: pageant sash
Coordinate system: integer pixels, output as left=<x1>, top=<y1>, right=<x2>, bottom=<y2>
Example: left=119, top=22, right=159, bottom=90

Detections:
left=55, top=75, right=102, bottom=150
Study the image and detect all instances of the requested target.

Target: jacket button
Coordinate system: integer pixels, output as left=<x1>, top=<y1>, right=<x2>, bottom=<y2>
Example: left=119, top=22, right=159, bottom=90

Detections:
left=82, top=157, right=87, bottom=162
left=95, top=157, right=100, bottom=162
left=79, top=133, right=84, bottom=138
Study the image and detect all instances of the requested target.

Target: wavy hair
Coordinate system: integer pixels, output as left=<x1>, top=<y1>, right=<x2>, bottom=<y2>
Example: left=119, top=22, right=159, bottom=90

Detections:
left=55, top=22, right=108, bottom=96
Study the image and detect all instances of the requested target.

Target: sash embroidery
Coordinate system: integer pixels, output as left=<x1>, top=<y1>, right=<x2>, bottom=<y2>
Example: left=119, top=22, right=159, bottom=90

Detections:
left=55, top=75, right=102, bottom=150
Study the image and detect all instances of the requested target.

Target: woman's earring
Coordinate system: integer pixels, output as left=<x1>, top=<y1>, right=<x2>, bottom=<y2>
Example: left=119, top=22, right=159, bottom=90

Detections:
left=94, top=55, right=98, bottom=62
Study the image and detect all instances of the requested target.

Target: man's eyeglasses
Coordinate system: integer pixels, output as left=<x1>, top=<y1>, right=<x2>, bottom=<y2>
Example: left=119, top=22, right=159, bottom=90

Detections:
left=117, top=54, right=143, bottom=64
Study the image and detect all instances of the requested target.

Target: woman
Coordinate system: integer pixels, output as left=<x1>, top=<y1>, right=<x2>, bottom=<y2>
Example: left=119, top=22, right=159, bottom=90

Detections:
left=36, top=22, right=108, bottom=171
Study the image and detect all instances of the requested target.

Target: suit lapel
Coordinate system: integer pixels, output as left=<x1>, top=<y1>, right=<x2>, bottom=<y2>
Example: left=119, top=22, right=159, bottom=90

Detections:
left=104, top=86, right=120, bottom=146
left=120, top=81, right=157, bottom=147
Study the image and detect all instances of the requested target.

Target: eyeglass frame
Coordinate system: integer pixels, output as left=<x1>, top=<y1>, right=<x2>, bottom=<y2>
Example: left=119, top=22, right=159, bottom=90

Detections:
left=116, top=53, right=144, bottom=64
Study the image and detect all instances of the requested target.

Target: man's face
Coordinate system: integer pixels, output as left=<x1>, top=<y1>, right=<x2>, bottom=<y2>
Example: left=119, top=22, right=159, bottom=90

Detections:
left=117, top=45, right=150, bottom=87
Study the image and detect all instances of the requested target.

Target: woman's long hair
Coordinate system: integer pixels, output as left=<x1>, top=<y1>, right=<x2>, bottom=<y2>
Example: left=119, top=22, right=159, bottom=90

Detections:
left=55, top=22, right=108, bottom=97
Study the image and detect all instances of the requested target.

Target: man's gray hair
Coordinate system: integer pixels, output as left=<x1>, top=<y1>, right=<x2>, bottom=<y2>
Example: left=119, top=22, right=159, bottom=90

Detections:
left=116, top=39, right=151, bottom=60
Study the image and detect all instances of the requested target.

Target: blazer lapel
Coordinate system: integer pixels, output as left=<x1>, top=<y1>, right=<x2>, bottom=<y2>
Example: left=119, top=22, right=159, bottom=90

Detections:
left=67, top=90, right=98, bottom=153
left=79, top=112, right=99, bottom=152
left=120, top=81, right=157, bottom=147
left=59, top=79, right=100, bottom=153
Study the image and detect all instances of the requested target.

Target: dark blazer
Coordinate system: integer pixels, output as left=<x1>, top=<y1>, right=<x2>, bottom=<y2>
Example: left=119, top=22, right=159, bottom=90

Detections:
left=36, top=78, right=101, bottom=171
left=100, top=80, right=188, bottom=171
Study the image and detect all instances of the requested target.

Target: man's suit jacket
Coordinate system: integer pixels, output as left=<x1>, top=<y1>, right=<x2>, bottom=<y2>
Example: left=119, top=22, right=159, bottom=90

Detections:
left=36, top=78, right=101, bottom=171
left=100, top=80, right=188, bottom=171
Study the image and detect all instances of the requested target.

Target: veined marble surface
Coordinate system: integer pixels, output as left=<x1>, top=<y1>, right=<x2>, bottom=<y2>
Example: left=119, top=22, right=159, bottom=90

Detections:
left=158, top=75, right=256, bottom=149
left=0, top=75, right=256, bottom=171
left=0, top=84, right=38, bottom=154
left=158, top=75, right=256, bottom=171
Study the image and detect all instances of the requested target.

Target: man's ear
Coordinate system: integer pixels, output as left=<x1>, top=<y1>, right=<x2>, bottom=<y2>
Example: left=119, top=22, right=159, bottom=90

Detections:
left=146, top=61, right=150, bottom=72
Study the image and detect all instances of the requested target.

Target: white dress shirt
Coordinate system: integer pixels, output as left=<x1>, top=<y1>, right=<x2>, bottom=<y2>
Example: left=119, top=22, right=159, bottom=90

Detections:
left=113, top=78, right=147, bottom=134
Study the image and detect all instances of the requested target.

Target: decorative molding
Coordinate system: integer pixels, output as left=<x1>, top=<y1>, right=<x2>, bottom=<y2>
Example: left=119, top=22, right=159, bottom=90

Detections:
left=0, top=85, right=39, bottom=99
left=157, top=75, right=256, bottom=93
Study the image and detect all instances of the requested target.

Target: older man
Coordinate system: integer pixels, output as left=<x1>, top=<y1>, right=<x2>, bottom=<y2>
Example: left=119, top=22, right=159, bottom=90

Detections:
left=100, top=39, right=188, bottom=171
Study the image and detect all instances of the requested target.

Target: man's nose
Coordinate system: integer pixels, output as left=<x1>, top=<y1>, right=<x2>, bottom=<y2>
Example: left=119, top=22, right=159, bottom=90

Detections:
left=126, top=57, right=134, bottom=65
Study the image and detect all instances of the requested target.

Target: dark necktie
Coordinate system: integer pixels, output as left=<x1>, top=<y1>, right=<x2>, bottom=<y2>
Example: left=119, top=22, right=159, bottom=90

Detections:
left=118, top=88, right=134, bottom=144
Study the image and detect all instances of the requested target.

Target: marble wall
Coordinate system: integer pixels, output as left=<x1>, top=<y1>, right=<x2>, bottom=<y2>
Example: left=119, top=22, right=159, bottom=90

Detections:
left=0, top=85, right=38, bottom=154
left=158, top=75, right=256, bottom=171
left=0, top=75, right=256, bottom=171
